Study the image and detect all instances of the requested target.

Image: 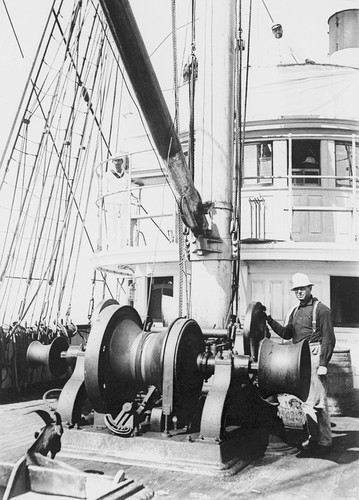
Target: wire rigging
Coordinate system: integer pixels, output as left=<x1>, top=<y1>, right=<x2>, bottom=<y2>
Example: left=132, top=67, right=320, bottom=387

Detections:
left=0, top=0, right=129, bottom=330
left=2, top=0, right=24, bottom=58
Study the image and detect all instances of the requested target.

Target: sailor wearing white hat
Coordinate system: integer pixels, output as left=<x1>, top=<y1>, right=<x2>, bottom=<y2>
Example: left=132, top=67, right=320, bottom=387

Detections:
left=104, top=153, right=131, bottom=247
left=290, top=272, right=314, bottom=290
left=265, top=272, right=336, bottom=457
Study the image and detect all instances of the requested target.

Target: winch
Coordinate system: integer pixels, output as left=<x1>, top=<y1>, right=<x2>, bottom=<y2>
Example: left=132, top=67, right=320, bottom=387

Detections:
left=27, top=300, right=310, bottom=448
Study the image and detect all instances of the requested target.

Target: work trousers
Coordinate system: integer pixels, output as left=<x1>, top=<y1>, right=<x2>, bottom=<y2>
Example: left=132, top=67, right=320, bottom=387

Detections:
left=106, top=202, right=130, bottom=248
left=301, top=343, right=332, bottom=446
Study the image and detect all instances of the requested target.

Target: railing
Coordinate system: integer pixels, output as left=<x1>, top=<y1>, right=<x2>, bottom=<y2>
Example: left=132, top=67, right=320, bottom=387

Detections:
left=242, top=132, right=358, bottom=243
left=241, top=174, right=359, bottom=243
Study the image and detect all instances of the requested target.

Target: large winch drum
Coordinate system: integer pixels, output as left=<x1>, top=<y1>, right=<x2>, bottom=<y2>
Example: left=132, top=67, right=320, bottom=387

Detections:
left=84, top=305, right=205, bottom=423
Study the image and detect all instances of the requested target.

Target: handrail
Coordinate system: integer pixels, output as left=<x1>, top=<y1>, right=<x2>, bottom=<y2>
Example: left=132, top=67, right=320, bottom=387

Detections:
left=352, top=134, right=358, bottom=242
left=95, top=163, right=177, bottom=249
left=242, top=174, right=358, bottom=181
left=245, top=132, right=359, bottom=141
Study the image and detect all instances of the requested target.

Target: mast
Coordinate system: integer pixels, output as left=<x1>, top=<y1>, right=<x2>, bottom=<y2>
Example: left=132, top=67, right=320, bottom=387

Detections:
left=190, top=0, right=235, bottom=328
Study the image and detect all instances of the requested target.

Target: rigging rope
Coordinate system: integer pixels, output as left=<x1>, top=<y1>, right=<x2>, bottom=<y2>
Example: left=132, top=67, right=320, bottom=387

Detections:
left=230, top=0, right=253, bottom=321
left=2, top=0, right=24, bottom=58
left=171, top=0, right=184, bottom=318
left=0, top=0, right=120, bottom=328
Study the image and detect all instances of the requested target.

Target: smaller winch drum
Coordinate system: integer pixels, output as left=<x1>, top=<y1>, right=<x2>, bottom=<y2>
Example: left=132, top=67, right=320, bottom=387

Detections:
left=26, top=336, right=69, bottom=377
left=257, top=337, right=311, bottom=402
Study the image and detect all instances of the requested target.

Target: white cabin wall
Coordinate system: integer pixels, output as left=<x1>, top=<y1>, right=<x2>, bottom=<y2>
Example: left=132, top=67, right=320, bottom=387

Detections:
left=246, top=262, right=329, bottom=322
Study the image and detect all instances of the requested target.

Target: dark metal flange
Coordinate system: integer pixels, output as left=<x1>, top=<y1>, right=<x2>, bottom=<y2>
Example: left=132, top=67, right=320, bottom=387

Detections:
left=84, top=305, right=143, bottom=413
left=162, top=317, right=205, bottom=427
left=90, top=298, right=119, bottom=325
left=243, top=301, right=267, bottom=361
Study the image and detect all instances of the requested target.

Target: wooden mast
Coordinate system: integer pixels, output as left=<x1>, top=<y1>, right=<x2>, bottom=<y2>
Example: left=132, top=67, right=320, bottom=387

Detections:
left=190, top=0, right=235, bottom=328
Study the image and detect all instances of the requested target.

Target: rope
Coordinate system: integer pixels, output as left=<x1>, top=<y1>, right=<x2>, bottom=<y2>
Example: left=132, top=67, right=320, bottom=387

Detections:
left=171, top=0, right=192, bottom=318
left=1, top=0, right=24, bottom=58
left=171, top=0, right=183, bottom=317
left=228, top=0, right=253, bottom=322
left=43, top=388, right=62, bottom=411
left=261, top=0, right=274, bottom=24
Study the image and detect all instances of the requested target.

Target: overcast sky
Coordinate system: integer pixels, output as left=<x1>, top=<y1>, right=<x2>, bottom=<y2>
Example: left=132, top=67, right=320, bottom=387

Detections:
left=0, top=0, right=358, bottom=151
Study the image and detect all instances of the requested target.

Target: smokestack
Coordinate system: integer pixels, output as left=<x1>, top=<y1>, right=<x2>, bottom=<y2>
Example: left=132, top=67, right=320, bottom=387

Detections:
left=328, top=9, right=359, bottom=66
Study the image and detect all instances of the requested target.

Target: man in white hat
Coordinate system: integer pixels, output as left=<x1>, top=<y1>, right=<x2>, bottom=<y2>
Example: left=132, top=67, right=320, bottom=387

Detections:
left=265, top=273, right=336, bottom=456
left=104, top=154, right=143, bottom=248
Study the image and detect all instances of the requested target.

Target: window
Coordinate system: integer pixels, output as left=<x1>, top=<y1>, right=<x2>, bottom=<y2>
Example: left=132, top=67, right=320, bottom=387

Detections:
left=335, top=141, right=359, bottom=187
left=243, top=142, right=273, bottom=186
left=330, top=276, right=359, bottom=328
left=291, top=139, right=320, bottom=185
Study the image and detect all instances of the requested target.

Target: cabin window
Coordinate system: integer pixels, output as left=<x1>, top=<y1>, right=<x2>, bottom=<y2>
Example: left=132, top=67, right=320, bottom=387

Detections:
left=291, top=139, right=320, bottom=185
left=147, top=276, right=174, bottom=325
left=243, top=142, right=273, bottom=186
left=335, top=141, right=359, bottom=187
left=330, top=276, right=359, bottom=328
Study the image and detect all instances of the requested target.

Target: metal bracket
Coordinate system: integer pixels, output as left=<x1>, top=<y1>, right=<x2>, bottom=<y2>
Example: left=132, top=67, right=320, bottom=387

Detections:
left=104, top=386, right=158, bottom=437
left=192, top=235, right=223, bottom=256
left=199, top=353, right=233, bottom=441
left=57, top=353, right=87, bottom=426
left=104, top=402, right=135, bottom=437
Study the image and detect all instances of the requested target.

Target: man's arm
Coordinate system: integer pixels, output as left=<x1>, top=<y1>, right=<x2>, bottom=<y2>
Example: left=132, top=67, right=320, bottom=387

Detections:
left=318, top=304, right=336, bottom=368
left=266, top=314, right=295, bottom=340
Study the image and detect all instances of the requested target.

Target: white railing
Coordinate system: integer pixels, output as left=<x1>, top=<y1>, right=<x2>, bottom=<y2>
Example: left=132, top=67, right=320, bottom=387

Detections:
left=242, top=133, right=359, bottom=243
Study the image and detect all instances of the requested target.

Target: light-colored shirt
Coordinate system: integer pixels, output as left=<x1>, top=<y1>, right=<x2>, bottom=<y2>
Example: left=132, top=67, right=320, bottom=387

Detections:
left=105, top=168, right=129, bottom=206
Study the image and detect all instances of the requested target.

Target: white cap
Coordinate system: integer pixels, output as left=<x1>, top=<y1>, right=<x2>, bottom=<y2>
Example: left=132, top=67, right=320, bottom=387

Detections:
left=291, top=273, right=314, bottom=291
left=302, top=156, right=317, bottom=165
left=112, top=151, right=128, bottom=160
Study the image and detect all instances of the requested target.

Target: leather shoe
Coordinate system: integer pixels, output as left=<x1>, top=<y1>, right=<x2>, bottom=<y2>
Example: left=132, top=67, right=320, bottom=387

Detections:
left=297, top=443, right=331, bottom=458
left=300, top=439, right=317, bottom=451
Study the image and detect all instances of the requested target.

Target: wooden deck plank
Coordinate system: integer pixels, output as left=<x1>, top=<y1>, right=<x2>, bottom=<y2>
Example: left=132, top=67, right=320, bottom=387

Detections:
left=0, top=398, right=358, bottom=499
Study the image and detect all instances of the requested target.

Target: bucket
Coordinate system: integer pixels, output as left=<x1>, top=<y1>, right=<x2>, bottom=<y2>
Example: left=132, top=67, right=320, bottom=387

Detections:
left=326, top=349, right=354, bottom=416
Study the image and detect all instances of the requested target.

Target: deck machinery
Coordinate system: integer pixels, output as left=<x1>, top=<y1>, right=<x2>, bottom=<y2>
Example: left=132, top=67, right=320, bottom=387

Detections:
left=27, top=301, right=310, bottom=474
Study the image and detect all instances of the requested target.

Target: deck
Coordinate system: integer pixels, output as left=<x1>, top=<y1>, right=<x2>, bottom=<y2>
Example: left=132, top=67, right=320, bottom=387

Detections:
left=0, top=391, right=358, bottom=500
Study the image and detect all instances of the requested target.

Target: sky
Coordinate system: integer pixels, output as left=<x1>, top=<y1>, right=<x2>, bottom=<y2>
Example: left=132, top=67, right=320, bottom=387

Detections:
left=1, top=0, right=359, bottom=147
